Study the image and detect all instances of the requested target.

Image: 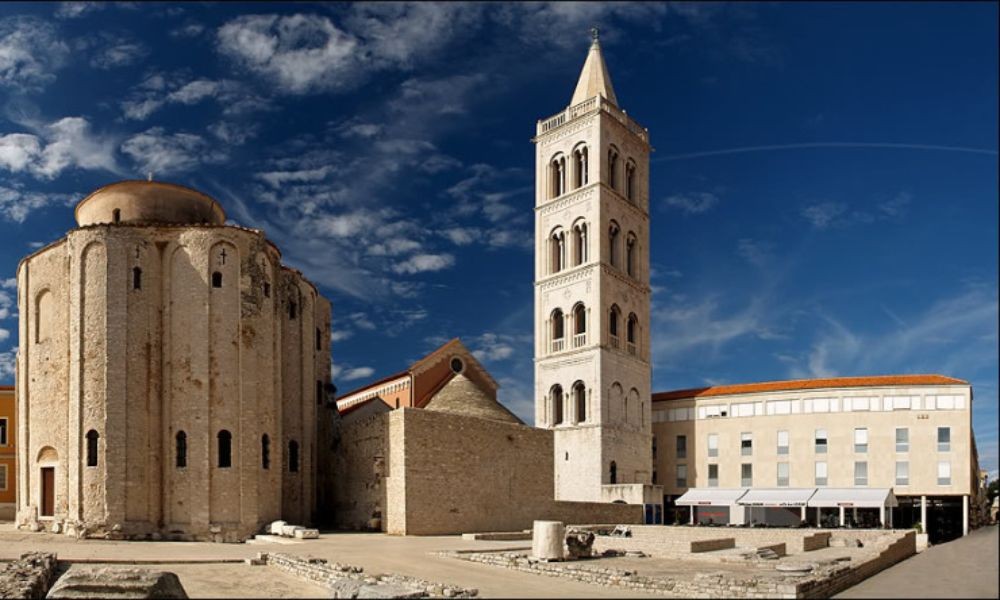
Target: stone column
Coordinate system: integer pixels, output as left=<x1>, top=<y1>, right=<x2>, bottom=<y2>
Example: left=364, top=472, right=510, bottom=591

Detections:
left=921, top=495, right=927, bottom=532
left=839, top=506, right=845, bottom=526
left=879, top=506, right=885, bottom=528
left=800, top=506, right=806, bottom=521
left=689, top=507, right=695, bottom=525
left=962, top=495, right=969, bottom=536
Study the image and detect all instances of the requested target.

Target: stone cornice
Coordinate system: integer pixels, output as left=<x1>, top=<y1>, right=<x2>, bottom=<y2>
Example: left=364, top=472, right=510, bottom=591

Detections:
left=536, top=182, right=648, bottom=220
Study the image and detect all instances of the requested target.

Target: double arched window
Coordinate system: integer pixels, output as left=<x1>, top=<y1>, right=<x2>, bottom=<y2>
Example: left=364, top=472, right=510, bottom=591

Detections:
left=626, top=233, right=637, bottom=277
left=573, top=303, right=587, bottom=348
left=609, top=304, right=622, bottom=349
left=627, top=313, right=639, bottom=356
left=551, top=385, right=564, bottom=425
left=551, top=308, right=565, bottom=352
left=573, top=381, right=587, bottom=423
left=549, top=228, right=566, bottom=274
left=573, top=145, right=588, bottom=188
left=608, top=221, right=620, bottom=268
left=550, top=154, right=567, bottom=198
left=625, top=160, right=637, bottom=202
left=608, top=146, right=620, bottom=191
left=572, top=221, right=588, bottom=266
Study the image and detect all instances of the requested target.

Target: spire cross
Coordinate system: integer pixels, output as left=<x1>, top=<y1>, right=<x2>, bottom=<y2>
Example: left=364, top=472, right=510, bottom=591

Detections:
left=590, top=26, right=600, bottom=44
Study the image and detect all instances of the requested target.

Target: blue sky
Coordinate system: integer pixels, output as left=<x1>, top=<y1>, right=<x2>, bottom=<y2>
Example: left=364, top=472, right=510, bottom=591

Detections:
left=0, top=3, right=996, bottom=474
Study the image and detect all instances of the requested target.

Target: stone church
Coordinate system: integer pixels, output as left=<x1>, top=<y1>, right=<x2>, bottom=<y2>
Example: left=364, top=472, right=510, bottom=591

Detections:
left=15, top=180, right=333, bottom=541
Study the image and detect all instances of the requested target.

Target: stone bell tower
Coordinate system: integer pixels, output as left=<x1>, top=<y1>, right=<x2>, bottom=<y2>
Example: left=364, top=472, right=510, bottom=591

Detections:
left=533, top=30, right=659, bottom=507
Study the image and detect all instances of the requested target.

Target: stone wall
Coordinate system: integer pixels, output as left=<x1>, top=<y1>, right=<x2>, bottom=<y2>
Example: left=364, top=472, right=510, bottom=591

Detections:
left=795, top=531, right=916, bottom=599
left=0, top=552, right=58, bottom=599
left=591, top=526, right=847, bottom=558
left=333, top=408, right=643, bottom=534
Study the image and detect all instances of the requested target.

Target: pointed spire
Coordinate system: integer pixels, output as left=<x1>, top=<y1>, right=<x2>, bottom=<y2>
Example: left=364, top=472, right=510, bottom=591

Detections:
left=570, top=27, right=618, bottom=107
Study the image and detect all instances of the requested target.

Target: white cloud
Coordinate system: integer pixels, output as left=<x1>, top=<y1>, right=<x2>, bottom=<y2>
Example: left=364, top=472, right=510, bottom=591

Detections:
left=0, top=345, right=15, bottom=380
left=0, top=134, right=42, bottom=172
left=208, top=121, right=258, bottom=146
left=341, top=366, right=375, bottom=382
left=170, top=22, right=206, bottom=38
left=217, top=14, right=360, bottom=95
left=1, top=278, right=15, bottom=289
left=121, top=74, right=270, bottom=121
left=737, top=238, right=773, bottom=268
left=442, top=227, right=478, bottom=245
left=1, top=117, right=122, bottom=180
left=391, top=253, right=455, bottom=275
left=470, top=333, right=517, bottom=362
left=662, top=192, right=719, bottom=214
left=121, top=127, right=224, bottom=175
left=801, top=201, right=847, bottom=229
left=349, top=312, right=376, bottom=331
left=0, top=186, right=76, bottom=223
left=0, top=17, right=70, bottom=90
left=0, top=287, right=15, bottom=318
left=330, top=329, right=353, bottom=343
left=0, top=328, right=9, bottom=342
left=80, top=34, right=148, bottom=69
left=55, top=2, right=104, bottom=19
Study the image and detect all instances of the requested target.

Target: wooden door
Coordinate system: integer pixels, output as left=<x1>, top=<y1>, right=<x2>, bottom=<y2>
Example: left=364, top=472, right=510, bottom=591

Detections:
left=41, top=467, right=54, bottom=517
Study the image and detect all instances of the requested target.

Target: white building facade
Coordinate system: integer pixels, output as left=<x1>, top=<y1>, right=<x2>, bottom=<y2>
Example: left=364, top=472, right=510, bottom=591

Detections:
left=533, top=32, right=661, bottom=514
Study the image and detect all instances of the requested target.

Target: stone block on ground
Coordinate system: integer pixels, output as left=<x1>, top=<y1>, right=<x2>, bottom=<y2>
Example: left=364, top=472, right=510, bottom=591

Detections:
left=280, top=525, right=304, bottom=537
left=356, top=583, right=426, bottom=599
left=269, top=521, right=287, bottom=535
left=294, top=528, right=320, bottom=540
left=531, top=521, right=565, bottom=561
left=564, top=529, right=595, bottom=559
left=46, top=566, right=188, bottom=599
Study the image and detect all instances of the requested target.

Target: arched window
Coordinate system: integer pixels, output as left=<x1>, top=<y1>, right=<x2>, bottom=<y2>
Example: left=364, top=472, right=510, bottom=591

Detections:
left=550, top=155, right=567, bottom=198
left=261, top=434, right=270, bottom=469
left=86, top=429, right=99, bottom=467
left=609, top=305, right=621, bottom=349
left=625, top=160, right=636, bottom=202
left=551, top=385, right=564, bottom=425
left=549, top=228, right=565, bottom=273
left=573, top=145, right=588, bottom=188
left=574, top=381, right=587, bottom=423
left=626, top=233, right=637, bottom=277
left=573, top=303, right=586, bottom=347
left=609, top=460, right=618, bottom=484
left=263, top=282, right=271, bottom=297
left=551, top=308, right=565, bottom=352
left=572, top=221, right=587, bottom=266
left=608, top=147, right=619, bottom=191
left=316, top=380, right=324, bottom=405
left=288, top=440, right=300, bottom=473
left=212, top=271, right=223, bottom=288
left=217, top=430, right=232, bottom=468
left=112, top=208, right=121, bottom=223
left=176, top=431, right=187, bottom=468
left=289, top=301, right=297, bottom=320
left=627, top=313, right=639, bottom=356
left=608, top=221, right=620, bottom=267
left=132, top=267, right=142, bottom=290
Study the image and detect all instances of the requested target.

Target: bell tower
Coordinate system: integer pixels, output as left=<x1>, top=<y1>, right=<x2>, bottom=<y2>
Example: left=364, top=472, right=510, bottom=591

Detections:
left=533, top=30, right=658, bottom=505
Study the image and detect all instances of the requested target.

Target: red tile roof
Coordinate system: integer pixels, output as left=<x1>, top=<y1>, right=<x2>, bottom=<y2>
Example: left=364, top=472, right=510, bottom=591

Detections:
left=653, top=374, right=968, bottom=402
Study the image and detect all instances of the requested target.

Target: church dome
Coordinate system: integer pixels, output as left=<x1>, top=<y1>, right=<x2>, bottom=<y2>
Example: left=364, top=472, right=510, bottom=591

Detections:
left=74, top=180, right=227, bottom=227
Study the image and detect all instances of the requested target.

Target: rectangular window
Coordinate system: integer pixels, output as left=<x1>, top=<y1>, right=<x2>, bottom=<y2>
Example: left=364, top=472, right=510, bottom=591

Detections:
left=0, top=464, right=6, bottom=491
left=854, top=461, right=868, bottom=486
left=708, top=464, right=719, bottom=487
left=813, top=398, right=831, bottom=413
left=741, top=432, right=753, bottom=456
left=676, top=435, right=687, bottom=459
left=777, top=430, right=789, bottom=455
left=767, top=400, right=792, bottom=415
left=741, top=463, right=753, bottom=487
left=892, top=396, right=912, bottom=410
left=815, top=429, right=828, bottom=454
left=854, top=428, right=868, bottom=453
left=938, top=427, right=951, bottom=452
left=896, top=428, right=909, bottom=453
left=896, top=461, right=909, bottom=485
left=707, top=434, right=718, bottom=458
left=676, top=464, right=687, bottom=488
left=777, top=462, right=789, bottom=487
left=0, top=417, right=7, bottom=446
left=937, top=461, right=951, bottom=485
left=936, top=395, right=955, bottom=410
left=815, top=461, right=828, bottom=486
left=733, top=402, right=755, bottom=417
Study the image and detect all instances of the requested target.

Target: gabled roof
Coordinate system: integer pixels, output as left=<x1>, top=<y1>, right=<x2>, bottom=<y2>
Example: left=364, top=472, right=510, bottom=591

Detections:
left=570, top=33, right=618, bottom=107
left=653, top=374, right=969, bottom=402
left=420, top=372, right=523, bottom=425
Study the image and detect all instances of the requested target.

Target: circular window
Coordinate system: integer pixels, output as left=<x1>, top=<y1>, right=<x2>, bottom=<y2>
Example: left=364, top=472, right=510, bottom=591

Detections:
left=450, top=357, right=464, bottom=373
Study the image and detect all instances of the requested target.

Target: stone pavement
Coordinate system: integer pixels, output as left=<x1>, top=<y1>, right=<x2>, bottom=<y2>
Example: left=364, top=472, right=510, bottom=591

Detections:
left=0, top=524, right=656, bottom=598
left=835, top=524, right=999, bottom=599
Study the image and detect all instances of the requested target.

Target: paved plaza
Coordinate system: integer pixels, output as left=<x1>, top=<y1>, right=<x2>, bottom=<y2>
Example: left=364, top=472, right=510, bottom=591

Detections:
left=835, top=524, right=999, bottom=599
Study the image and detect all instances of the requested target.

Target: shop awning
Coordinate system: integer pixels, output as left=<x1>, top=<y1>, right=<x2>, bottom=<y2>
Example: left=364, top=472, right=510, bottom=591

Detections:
left=737, top=488, right=816, bottom=507
left=676, top=488, right=748, bottom=506
left=808, top=488, right=898, bottom=508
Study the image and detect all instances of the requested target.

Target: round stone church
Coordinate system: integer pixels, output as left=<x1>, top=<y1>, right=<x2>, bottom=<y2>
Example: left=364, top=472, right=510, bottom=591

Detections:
left=15, top=180, right=332, bottom=541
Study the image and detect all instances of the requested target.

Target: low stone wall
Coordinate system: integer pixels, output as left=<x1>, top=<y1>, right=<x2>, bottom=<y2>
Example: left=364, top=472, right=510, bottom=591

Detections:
left=758, top=543, right=786, bottom=557
left=261, top=552, right=478, bottom=598
left=690, top=538, right=735, bottom=553
left=796, top=531, right=916, bottom=599
left=0, top=552, right=59, bottom=599
left=801, top=532, right=830, bottom=552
